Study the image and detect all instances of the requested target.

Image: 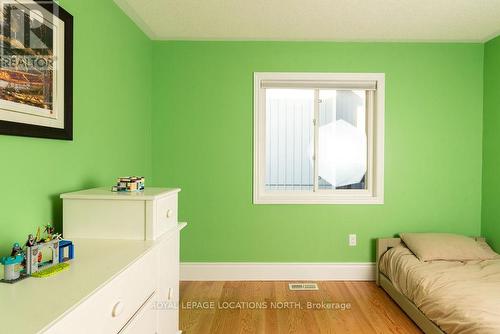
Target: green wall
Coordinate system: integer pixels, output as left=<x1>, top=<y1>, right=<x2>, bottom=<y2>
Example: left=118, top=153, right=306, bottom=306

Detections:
left=0, top=0, right=153, bottom=254
left=152, top=42, right=484, bottom=262
left=0, top=3, right=493, bottom=263
left=482, top=36, right=500, bottom=251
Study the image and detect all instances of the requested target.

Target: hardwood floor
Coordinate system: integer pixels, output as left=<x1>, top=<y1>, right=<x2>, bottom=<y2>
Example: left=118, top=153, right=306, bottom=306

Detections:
left=179, top=281, right=422, bottom=334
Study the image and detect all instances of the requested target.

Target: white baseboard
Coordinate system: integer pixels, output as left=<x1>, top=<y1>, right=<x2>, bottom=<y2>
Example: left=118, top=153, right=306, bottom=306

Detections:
left=180, top=262, right=375, bottom=281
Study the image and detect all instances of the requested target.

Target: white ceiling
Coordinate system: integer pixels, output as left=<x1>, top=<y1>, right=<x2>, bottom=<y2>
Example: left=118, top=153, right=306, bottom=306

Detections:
left=114, top=0, right=500, bottom=42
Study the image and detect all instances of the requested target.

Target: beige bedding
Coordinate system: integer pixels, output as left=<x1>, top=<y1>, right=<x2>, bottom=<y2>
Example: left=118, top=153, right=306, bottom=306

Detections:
left=379, top=244, right=500, bottom=334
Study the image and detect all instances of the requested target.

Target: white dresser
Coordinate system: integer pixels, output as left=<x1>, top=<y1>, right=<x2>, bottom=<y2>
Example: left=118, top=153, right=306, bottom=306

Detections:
left=52, top=187, right=185, bottom=334
left=0, top=188, right=185, bottom=334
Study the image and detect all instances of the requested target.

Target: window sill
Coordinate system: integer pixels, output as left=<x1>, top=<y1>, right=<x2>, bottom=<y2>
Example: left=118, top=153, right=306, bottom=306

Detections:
left=253, top=194, right=384, bottom=205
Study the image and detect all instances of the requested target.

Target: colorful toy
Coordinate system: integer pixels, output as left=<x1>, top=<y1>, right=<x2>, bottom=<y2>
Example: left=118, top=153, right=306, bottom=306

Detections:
left=0, top=243, right=27, bottom=283
left=111, top=176, right=145, bottom=192
left=24, top=224, right=73, bottom=275
left=1, top=225, right=75, bottom=283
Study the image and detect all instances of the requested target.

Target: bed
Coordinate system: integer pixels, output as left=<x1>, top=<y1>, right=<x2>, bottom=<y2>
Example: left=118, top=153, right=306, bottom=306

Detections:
left=376, top=237, right=500, bottom=334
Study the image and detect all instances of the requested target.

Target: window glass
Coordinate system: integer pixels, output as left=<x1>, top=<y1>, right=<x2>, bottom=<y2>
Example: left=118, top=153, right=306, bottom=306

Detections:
left=265, top=89, right=314, bottom=191
left=317, top=90, right=367, bottom=190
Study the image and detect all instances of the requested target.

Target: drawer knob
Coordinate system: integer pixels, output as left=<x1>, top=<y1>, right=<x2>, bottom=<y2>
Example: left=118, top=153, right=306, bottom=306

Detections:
left=167, top=287, right=173, bottom=301
left=166, top=209, right=173, bottom=219
left=111, top=301, right=124, bottom=318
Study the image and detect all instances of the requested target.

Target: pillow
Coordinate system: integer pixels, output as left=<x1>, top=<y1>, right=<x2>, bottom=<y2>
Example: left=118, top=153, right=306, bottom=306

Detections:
left=399, top=233, right=498, bottom=262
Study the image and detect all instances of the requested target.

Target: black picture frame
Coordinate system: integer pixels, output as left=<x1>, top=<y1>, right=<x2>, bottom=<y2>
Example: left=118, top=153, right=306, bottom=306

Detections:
left=0, top=0, right=73, bottom=140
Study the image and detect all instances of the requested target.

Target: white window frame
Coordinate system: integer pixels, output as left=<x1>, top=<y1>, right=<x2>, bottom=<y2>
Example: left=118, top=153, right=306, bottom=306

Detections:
left=253, top=72, right=385, bottom=205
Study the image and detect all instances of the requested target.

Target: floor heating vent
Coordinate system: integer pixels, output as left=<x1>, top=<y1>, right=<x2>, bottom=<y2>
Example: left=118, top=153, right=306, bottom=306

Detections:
left=288, top=283, right=319, bottom=291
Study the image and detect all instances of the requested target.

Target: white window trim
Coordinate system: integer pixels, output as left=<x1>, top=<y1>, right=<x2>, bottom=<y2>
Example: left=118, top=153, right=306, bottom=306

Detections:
left=253, top=72, right=385, bottom=205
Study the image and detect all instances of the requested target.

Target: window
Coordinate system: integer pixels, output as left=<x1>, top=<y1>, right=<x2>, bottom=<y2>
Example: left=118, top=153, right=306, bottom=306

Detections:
left=253, top=72, right=384, bottom=204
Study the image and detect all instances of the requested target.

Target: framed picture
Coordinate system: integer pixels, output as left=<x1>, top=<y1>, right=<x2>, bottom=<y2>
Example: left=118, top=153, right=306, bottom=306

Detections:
left=0, top=0, right=73, bottom=140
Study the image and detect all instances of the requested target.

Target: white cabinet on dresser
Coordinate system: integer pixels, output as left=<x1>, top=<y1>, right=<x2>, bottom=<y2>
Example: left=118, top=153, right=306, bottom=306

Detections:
left=61, top=187, right=180, bottom=240
left=38, top=187, right=187, bottom=334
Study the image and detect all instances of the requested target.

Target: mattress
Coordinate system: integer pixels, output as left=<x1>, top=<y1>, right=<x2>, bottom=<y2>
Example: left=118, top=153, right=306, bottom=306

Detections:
left=379, top=244, right=500, bottom=334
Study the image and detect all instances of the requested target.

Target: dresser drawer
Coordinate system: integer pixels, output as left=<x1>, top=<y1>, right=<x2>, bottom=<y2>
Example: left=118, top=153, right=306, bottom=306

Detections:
left=63, top=199, right=146, bottom=240
left=46, top=249, right=157, bottom=334
left=157, top=232, right=180, bottom=333
left=154, top=194, right=178, bottom=239
left=119, top=292, right=157, bottom=334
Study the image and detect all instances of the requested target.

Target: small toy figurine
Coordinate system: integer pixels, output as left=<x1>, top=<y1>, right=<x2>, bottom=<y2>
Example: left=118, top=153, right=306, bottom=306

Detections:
left=44, top=223, right=54, bottom=235
left=44, top=223, right=55, bottom=242
left=26, top=234, right=36, bottom=247
left=10, top=243, right=22, bottom=257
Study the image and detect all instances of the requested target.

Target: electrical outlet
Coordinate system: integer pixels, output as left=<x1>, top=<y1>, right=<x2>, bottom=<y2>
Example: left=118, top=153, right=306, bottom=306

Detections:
left=349, top=234, right=357, bottom=246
